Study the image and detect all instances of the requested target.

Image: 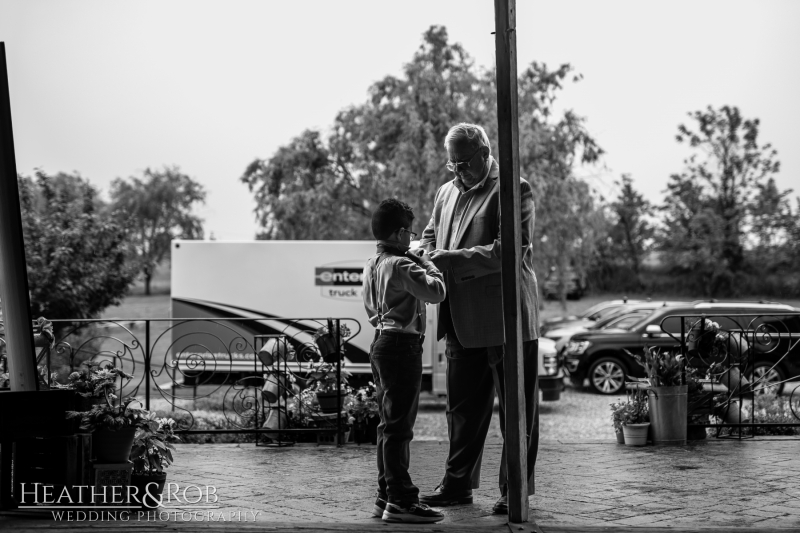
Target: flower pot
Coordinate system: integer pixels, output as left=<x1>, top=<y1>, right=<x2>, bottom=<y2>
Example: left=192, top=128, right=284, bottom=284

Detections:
left=262, top=373, right=290, bottom=404
left=354, top=417, right=379, bottom=445
left=648, top=385, right=688, bottom=446
left=129, top=472, right=168, bottom=509
left=93, top=427, right=137, bottom=463
left=622, top=423, right=650, bottom=446
left=316, top=391, right=346, bottom=414
left=258, top=337, right=293, bottom=367
left=262, top=409, right=287, bottom=430
left=76, top=395, right=107, bottom=412
left=316, top=428, right=350, bottom=446
left=615, top=430, right=625, bottom=444
left=688, top=414, right=709, bottom=440
left=315, top=334, right=342, bottom=363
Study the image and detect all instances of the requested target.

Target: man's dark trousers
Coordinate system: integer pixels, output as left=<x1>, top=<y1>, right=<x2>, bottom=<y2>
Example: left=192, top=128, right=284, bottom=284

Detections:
left=370, top=331, right=424, bottom=506
left=440, top=334, right=539, bottom=495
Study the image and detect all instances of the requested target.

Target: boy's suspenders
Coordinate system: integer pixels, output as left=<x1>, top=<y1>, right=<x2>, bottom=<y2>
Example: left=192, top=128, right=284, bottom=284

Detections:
left=372, top=252, right=388, bottom=334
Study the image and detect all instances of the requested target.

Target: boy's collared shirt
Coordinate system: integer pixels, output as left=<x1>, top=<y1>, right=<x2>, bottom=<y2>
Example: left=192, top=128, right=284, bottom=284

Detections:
left=362, top=242, right=446, bottom=336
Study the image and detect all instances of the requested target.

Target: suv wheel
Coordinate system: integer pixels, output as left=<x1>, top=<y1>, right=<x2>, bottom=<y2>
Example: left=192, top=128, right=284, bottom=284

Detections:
left=588, top=356, right=627, bottom=395
left=752, top=361, right=785, bottom=395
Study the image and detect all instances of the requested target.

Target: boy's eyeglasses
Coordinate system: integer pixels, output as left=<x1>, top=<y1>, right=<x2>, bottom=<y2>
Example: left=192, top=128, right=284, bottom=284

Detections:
left=399, top=228, right=418, bottom=240
left=445, top=147, right=482, bottom=173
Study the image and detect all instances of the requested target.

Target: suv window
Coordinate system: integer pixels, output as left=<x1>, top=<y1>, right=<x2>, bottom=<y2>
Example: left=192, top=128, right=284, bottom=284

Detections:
left=604, top=312, right=651, bottom=330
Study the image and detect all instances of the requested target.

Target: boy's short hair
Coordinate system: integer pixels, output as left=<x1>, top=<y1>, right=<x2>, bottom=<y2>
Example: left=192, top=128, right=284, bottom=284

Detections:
left=371, top=198, right=414, bottom=240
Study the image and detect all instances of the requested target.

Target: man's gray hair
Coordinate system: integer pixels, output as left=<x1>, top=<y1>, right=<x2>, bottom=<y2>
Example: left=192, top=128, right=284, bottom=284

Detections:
left=444, top=123, right=491, bottom=155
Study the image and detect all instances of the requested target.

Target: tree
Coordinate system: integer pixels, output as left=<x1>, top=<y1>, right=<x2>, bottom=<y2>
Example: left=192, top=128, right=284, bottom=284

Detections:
left=241, top=26, right=605, bottom=307
left=749, top=178, right=794, bottom=264
left=110, top=166, right=206, bottom=295
left=661, top=106, right=781, bottom=293
left=18, top=171, right=137, bottom=325
left=606, top=175, right=654, bottom=287
left=242, top=26, right=489, bottom=240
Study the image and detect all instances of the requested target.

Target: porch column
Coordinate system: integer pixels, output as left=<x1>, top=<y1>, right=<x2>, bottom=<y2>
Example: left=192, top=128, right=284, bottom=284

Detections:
left=0, top=43, right=38, bottom=392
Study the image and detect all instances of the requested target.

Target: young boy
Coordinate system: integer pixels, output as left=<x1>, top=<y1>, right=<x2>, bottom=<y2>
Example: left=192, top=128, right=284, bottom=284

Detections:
left=362, top=198, right=446, bottom=523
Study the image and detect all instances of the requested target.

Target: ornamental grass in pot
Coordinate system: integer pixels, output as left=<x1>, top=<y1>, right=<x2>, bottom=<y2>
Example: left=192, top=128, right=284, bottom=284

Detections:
left=129, top=414, right=180, bottom=509
left=632, top=346, right=688, bottom=446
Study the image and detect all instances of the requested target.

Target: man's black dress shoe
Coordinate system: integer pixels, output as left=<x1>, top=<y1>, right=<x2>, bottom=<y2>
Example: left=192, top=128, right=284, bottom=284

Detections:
left=419, top=486, right=473, bottom=507
left=492, top=494, right=508, bottom=514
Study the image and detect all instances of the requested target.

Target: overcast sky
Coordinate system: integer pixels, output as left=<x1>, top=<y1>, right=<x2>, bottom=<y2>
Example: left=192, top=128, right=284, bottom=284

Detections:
left=2, top=0, right=798, bottom=240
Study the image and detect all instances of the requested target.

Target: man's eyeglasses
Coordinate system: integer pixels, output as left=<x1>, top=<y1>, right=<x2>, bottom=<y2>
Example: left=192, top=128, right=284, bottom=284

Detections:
left=399, top=228, right=418, bottom=240
left=445, top=147, right=482, bottom=173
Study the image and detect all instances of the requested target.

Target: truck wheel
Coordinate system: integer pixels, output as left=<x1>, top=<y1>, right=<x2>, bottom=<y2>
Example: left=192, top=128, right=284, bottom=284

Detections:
left=752, top=361, right=785, bottom=395
left=588, top=356, right=627, bottom=395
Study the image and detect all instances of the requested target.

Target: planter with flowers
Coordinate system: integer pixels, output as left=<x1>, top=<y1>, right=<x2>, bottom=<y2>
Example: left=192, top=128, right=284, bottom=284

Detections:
left=67, top=397, right=148, bottom=463
left=620, top=394, right=650, bottom=446
left=306, top=360, right=352, bottom=414
left=348, top=383, right=380, bottom=445
left=609, top=400, right=628, bottom=444
left=129, top=414, right=180, bottom=509
left=61, top=362, right=133, bottom=411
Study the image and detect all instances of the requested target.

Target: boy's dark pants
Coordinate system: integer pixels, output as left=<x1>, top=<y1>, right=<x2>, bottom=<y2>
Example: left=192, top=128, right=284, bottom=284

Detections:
left=370, top=331, right=423, bottom=506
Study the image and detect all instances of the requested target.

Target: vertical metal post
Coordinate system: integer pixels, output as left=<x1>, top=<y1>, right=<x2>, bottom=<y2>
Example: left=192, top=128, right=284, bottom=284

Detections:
left=145, top=320, right=151, bottom=410
left=0, top=43, right=37, bottom=392
left=680, top=318, right=686, bottom=385
left=335, top=319, right=342, bottom=447
left=494, top=0, right=528, bottom=522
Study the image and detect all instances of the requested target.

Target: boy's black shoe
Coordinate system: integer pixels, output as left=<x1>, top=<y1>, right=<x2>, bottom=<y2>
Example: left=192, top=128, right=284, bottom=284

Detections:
left=372, top=497, right=387, bottom=517
left=382, top=502, right=444, bottom=523
left=419, top=485, right=473, bottom=507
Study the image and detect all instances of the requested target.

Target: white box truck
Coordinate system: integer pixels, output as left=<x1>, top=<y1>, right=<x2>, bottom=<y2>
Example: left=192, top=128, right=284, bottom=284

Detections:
left=170, top=240, right=563, bottom=399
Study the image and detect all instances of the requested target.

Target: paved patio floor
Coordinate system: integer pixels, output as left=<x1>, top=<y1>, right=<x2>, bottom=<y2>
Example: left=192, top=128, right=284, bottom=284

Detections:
left=159, top=437, right=800, bottom=528
left=5, top=436, right=800, bottom=531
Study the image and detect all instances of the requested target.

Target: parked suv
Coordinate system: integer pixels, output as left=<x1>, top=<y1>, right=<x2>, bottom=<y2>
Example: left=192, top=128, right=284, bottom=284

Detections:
left=540, top=298, right=643, bottom=336
left=564, top=302, right=800, bottom=395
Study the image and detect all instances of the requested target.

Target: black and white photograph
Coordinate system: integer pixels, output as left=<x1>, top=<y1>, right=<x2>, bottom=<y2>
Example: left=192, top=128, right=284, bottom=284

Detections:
left=1, top=1, right=799, bottom=531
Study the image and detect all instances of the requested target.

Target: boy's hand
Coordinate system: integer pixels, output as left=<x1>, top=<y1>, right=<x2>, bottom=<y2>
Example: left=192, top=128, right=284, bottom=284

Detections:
left=406, top=248, right=432, bottom=266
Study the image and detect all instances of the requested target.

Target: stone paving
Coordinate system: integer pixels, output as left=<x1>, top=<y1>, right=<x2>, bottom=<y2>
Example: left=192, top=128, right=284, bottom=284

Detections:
left=157, top=436, right=800, bottom=529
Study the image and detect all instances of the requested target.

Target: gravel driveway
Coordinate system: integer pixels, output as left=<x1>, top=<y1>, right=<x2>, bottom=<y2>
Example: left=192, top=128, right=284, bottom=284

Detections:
left=414, top=382, right=618, bottom=442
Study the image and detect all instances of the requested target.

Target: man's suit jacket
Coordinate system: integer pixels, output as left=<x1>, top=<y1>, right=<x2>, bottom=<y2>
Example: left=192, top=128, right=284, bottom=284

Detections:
left=419, top=157, right=540, bottom=348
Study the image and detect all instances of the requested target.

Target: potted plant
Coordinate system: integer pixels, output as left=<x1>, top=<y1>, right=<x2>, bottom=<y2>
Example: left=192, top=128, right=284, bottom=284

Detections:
left=609, top=399, right=628, bottom=444
left=67, top=397, right=148, bottom=463
left=306, top=360, right=352, bottom=414
left=348, top=383, right=380, bottom=445
left=312, top=322, right=351, bottom=362
left=632, top=346, right=688, bottom=446
left=129, top=414, right=180, bottom=509
left=59, top=362, right=134, bottom=410
left=621, top=394, right=650, bottom=446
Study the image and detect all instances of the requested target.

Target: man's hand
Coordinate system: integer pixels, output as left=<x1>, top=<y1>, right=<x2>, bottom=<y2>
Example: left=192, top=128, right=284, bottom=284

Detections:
left=428, top=249, right=451, bottom=270
left=407, top=248, right=426, bottom=258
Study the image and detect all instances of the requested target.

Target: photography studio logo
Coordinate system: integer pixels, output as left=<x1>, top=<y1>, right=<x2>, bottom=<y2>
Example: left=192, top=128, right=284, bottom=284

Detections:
left=19, top=483, right=260, bottom=522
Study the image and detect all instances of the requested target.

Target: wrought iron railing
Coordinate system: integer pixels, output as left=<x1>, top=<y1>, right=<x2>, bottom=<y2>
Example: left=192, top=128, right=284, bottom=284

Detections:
left=1, top=317, right=362, bottom=444
left=654, top=312, right=800, bottom=439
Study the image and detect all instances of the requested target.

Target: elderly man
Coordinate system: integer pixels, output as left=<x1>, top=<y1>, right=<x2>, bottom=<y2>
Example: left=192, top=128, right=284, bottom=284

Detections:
left=415, top=122, right=540, bottom=514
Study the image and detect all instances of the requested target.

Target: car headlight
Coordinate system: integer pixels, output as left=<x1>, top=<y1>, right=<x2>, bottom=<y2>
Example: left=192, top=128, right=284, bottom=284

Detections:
left=542, top=352, right=558, bottom=376
left=566, top=340, right=591, bottom=355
